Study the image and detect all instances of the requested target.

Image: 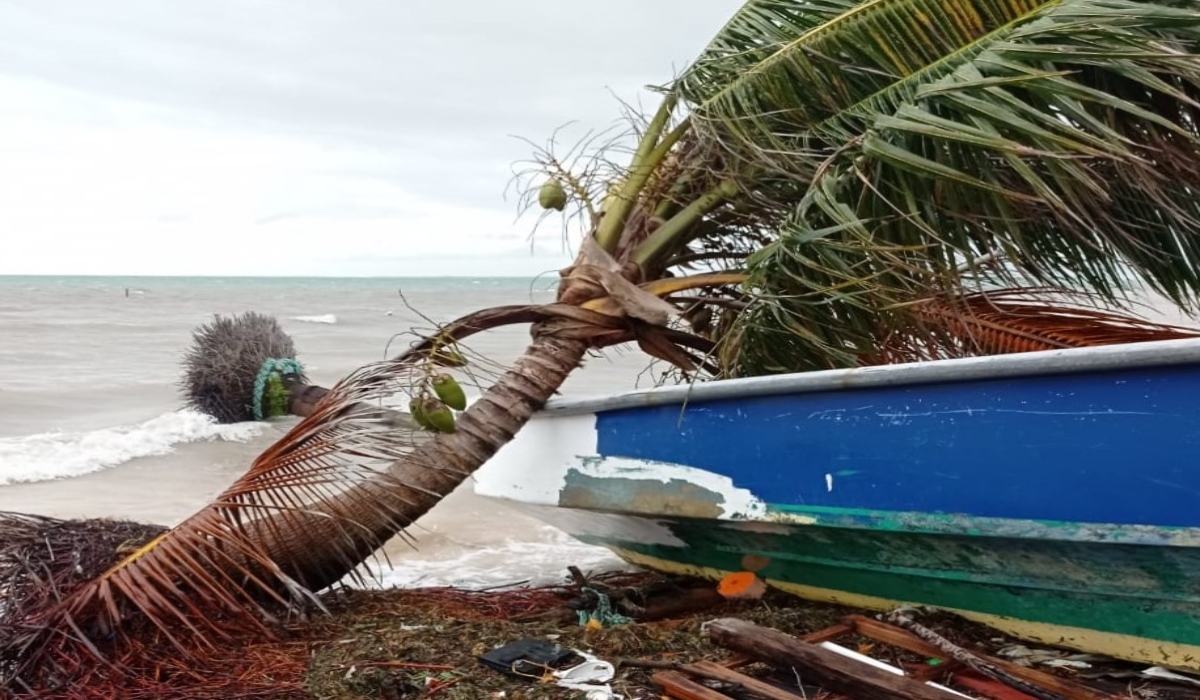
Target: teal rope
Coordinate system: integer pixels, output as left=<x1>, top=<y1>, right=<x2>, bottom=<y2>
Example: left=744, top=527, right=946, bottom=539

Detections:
left=576, top=587, right=634, bottom=628
left=252, top=357, right=304, bottom=420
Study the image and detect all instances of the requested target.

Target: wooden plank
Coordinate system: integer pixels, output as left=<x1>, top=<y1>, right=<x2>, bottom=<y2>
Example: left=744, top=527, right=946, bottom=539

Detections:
left=872, top=615, right=1122, bottom=700
left=705, top=617, right=966, bottom=700
left=847, top=615, right=951, bottom=659
left=907, top=660, right=965, bottom=681
left=845, top=616, right=969, bottom=681
left=653, top=670, right=736, bottom=700
left=800, top=622, right=855, bottom=644
left=956, top=673, right=1045, bottom=700
left=687, top=660, right=810, bottom=700
left=712, top=623, right=856, bottom=671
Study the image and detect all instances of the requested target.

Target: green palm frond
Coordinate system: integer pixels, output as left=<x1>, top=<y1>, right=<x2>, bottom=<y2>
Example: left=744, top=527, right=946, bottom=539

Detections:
left=666, top=0, right=1200, bottom=374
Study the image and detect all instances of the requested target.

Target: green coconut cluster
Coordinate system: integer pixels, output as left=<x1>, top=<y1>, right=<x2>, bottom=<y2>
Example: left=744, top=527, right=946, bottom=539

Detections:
left=409, top=373, right=467, bottom=434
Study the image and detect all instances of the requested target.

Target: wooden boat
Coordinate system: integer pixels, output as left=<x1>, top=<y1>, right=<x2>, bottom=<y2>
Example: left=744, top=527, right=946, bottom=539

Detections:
left=476, top=338, right=1200, bottom=668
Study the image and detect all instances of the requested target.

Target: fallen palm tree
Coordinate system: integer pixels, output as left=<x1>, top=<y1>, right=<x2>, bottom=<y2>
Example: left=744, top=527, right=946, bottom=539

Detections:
left=4, top=0, right=1200, bottom=693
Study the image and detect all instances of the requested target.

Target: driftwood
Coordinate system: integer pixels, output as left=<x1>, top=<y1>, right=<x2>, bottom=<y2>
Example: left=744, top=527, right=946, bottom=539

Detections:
left=886, top=613, right=1074, bottom=700
left=654, top=671, right=744, bottom=700
left=639, top=658, right=806, bottom=699
left=704, top=617, right=964, bottom=700
left=846, top=616, right=1117, bottom=700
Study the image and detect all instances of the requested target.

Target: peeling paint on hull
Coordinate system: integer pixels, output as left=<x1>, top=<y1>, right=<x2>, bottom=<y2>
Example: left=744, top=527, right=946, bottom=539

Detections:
left=477, top=339, right=1200, bottom=669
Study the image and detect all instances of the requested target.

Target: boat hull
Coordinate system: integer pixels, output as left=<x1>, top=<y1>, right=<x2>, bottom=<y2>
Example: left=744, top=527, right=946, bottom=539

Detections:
left=476, top=340, right=1200, bottom=668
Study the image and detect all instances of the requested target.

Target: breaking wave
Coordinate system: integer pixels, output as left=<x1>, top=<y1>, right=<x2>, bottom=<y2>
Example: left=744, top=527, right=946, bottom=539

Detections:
left=289, top=314, right=338, bottom=324
left=357, top=528, right=629, bottom=590
left=0, top=410, right=265, bottom=485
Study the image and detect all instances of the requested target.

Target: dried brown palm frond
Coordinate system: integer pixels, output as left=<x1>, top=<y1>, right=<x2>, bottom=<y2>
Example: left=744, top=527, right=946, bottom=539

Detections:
left=4, top=369, right=434, bottom=690
left=870, top=290, right=1200, bottom=364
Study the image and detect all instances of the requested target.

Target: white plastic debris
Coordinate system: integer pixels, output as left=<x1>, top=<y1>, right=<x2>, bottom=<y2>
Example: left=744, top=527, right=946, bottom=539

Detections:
left=551, top=652, right=622, bottom=699
left=818, top=642, right=972, bottom=699
left=998, top=644, right=1101, bottom=669
left=1142, top=666, right=1200, bottom=688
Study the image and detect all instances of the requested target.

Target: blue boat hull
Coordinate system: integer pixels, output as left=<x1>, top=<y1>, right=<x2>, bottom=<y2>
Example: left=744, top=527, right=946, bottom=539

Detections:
left=476, top=339, right=1200, bottom=667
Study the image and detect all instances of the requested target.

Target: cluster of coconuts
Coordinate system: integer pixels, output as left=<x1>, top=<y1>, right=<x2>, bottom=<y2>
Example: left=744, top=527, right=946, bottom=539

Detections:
left=409, top=373, right=467, bottom=433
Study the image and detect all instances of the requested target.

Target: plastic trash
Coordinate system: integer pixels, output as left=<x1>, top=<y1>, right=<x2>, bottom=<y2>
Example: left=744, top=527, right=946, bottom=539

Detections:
left=552, top=652, right=621, bottom=699
left=717, top=571, right=766, bottom=600
left=477, top=638, right=579, bottom=676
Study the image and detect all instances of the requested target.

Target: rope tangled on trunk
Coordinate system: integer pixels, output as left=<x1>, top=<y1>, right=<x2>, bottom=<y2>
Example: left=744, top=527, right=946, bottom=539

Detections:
left=251, top=358, right=305, bottom=420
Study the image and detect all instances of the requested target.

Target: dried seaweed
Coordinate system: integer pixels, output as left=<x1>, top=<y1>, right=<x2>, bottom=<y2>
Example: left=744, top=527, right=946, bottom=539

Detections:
left=0, top=512, right=167, bottom=689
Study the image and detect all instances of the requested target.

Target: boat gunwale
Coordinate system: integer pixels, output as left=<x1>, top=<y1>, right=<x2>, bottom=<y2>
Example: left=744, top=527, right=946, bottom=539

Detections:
left=542, top=337, right=1200, bottom=416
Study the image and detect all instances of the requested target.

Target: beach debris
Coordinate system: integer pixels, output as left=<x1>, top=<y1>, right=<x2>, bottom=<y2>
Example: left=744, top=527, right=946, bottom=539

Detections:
left=999, top=644, right=1105, bottom=669
left=576, top=586, right=635, bottom=629
left=0, top=512, right=168, bottom=683
left=702, top=617, right=964, bottom=700
left=476, top=638, right=622, bottom=698
left=552, top=652, right=620, bottom=699
left=1084, top=665, right=1200, bottom=689
left=1140, top=666, right=1200, bottom=688
left=716, top=570, right=766, bottom=600
left=885, top=610, right=1092, bottom=700
left=644, top=613, right=1126, bottom=700
left=478, top=637, right=581, bottom=676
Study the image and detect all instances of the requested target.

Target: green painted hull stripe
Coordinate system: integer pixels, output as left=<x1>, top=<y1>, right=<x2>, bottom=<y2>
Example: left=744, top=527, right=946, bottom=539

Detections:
left=585, top=537, right=1200, bottom=645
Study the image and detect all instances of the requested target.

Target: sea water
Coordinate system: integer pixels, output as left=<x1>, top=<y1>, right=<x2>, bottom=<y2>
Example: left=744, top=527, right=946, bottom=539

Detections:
left=0, top=275, right=654, bottom=588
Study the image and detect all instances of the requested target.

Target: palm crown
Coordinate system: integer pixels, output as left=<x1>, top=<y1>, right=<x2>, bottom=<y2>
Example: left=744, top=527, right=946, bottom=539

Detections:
left=574, top=0, right=1200, bottom=372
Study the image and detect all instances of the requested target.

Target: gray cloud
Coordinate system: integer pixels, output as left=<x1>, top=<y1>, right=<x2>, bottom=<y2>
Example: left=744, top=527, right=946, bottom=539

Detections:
left=0, top=0, right=742, bottom=273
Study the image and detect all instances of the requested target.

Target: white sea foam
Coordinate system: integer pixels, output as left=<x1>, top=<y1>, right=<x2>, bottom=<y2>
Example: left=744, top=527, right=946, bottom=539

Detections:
left=356, top=527, right=630, bottom=590
left=290, top=314, right=338, bottom=324
left=0, top=410, right=265, bottom=485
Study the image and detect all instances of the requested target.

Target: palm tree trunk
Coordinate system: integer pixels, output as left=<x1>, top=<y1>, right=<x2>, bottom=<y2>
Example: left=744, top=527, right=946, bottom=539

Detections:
left=280, top=374, right=330, bottom=417
left=232, top=332, right=591, bottom=594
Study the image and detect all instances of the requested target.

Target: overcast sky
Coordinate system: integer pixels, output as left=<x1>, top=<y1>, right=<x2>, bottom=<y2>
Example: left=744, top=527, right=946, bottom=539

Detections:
left=0, top=1, right=740, bottom=277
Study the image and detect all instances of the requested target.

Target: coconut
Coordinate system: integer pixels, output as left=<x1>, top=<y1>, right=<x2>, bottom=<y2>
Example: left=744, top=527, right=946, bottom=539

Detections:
left=538, top=178, right=568, bottom=211
left=431, top=374, right=467, bottom=410
left=421, top=399, right=457, bottom=433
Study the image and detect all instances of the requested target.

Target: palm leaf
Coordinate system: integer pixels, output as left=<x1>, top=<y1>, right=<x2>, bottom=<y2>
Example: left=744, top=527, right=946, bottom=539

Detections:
left=879, top=289, right=1200, bottom=362
left=667, top=0, right=1200, bottom=374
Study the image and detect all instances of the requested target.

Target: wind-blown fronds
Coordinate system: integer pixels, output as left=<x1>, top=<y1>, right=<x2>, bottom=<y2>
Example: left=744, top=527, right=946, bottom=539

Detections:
left=723, top=285, right=1200, bottom=373
left=882, top=290, right=1200, bottom=363
left=668, top=0, right=1200, bottom=374
left=181, top=312, right=301, bottom=423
